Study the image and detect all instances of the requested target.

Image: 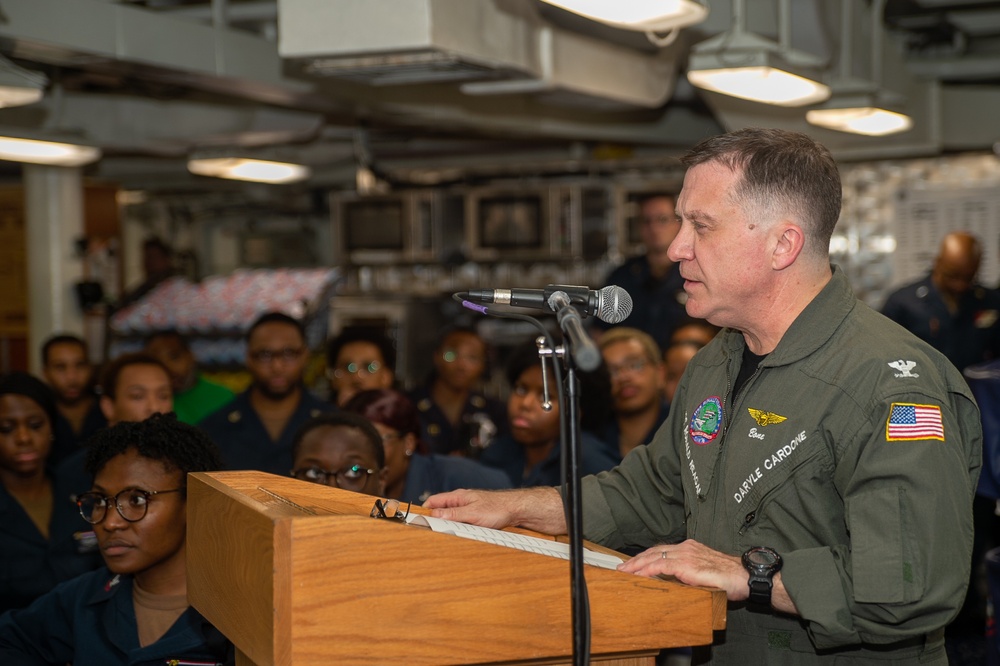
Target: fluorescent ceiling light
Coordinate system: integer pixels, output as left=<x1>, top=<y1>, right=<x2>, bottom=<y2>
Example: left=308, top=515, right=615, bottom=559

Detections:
left=541, top=0, right=708, bottom=32
left=0, top=136, right=101, bottom=166
left=0, top=55, right=46, bottom=108
left=187, top=157, right=310, bottom=184
left=805, top=2, right=913, bottom=137
left=806, top=106, right=912, bottom=137
left=687, top=29, right=830, bottom=107
left=689, top=66, right=829, bottom=106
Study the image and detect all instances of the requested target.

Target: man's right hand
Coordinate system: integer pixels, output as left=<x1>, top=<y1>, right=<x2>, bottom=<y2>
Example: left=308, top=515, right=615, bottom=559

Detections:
left=423, top=487, right=567, bottom=535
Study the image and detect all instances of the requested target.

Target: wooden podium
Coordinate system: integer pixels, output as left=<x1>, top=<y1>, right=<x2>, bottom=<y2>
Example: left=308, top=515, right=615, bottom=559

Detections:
left=187, top=471, right=726, bottom=666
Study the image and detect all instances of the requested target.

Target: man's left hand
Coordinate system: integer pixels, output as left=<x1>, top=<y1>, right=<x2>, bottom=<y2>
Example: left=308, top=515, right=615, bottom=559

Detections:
left=618, top=539, right=749, bottom=601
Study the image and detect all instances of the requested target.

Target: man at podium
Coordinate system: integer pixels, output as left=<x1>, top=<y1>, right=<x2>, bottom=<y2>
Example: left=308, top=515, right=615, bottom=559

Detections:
left=426, top=128, right=981, bottom=665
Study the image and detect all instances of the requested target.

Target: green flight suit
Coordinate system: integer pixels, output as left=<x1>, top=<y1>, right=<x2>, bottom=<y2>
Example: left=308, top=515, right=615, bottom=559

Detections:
left=581, top=267, right=982, bottom=664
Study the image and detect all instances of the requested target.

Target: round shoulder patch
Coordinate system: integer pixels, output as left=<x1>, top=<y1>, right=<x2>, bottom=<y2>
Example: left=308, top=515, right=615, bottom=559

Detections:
left=689, top=396, right=723, bottom=445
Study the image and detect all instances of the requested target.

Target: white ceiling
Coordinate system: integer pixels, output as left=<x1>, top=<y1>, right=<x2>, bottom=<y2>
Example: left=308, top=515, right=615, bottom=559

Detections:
left=0, top=0, right=998, bottom=194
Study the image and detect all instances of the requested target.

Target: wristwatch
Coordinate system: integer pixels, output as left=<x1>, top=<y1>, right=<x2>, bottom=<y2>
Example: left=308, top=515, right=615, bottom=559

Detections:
left=742, top=546, right=782, bottom=610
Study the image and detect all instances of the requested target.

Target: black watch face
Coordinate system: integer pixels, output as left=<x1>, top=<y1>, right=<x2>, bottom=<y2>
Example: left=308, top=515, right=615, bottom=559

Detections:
left=747, top=548, right=777, bottom=567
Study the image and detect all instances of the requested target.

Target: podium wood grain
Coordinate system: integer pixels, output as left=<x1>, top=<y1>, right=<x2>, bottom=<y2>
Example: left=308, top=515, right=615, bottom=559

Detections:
left=188, top=471, right=726, bottom=666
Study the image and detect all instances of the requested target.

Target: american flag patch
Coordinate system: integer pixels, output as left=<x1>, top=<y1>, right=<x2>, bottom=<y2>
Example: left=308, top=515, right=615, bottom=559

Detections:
left=886, top=403, right=945, bottom=441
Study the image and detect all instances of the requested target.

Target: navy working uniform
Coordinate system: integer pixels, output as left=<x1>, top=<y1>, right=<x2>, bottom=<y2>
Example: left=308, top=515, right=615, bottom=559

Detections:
left=600, top=402, right=670, bottom=462
left=410, top=387, right=507, bottom=456
left=49, top=402, right=107, bottom=467
left=0, top=568, right=233, bottom=665
left=397, top=452, right=512, bottom=504
left=199, top=389, right=330, bottom=476
left=482, top=431, right=619, bottom=488
left=580, top=268, right=982, bottom=664
left=594, top=256, right=687, bottom=351
left=881, top=273, right=1000, bottom=371
left=0, top=471, right=102, bottom=614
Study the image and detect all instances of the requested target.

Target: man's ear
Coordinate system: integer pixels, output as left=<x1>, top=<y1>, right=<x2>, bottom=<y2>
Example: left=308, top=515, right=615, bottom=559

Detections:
left=773, top=223, right=805, bottom=271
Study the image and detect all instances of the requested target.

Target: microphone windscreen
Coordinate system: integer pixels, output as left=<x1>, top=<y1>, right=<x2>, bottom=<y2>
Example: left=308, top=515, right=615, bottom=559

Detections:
left=597, top=285, right=633, bottom=324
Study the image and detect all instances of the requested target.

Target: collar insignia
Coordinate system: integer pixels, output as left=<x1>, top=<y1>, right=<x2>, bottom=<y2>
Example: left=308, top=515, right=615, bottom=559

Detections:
left=747, top=408, right=787, bottom=426
left=888, top=360, right=919, bottom=378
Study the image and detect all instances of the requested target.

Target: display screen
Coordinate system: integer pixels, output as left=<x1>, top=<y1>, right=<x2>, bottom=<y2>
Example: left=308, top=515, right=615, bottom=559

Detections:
left=477, top=195, right=543, bottom=249
left=343, top=199, right=405, bottom=251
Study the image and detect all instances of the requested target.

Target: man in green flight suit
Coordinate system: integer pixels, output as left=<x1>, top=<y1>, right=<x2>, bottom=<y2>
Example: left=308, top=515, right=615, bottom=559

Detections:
left=426, top=127, right=982, bottom=664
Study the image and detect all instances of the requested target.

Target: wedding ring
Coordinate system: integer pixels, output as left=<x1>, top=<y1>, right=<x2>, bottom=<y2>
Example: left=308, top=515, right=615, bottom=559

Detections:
left=661, top=550, right=668, bottom=560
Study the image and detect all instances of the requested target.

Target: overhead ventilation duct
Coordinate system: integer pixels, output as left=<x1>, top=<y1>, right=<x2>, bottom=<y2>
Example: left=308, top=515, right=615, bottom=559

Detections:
left=278, top=0, right=685, bottom=110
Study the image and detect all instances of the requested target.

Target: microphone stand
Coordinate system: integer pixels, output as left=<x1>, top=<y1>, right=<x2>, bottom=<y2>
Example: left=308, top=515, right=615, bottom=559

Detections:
left=547, top=290, right=594, bottom=666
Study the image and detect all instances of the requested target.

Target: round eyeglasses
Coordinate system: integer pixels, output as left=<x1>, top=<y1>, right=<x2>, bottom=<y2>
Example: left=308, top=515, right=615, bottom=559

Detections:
left=291, top=464, right=376, bottom=490
left=77, top=487, right=184, bottom=525
left=331, top=361, right=381, bottom=379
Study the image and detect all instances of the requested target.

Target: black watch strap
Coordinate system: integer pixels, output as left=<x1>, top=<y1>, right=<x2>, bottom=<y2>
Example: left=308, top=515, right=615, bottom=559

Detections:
left=742, top=546, right=782, bottom=611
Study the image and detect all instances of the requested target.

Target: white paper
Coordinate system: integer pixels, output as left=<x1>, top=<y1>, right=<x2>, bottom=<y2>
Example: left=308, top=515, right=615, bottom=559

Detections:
left=406, top=514, right=624, bottom=570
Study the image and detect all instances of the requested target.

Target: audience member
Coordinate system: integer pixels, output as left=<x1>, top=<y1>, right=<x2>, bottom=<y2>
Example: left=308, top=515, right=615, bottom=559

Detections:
left=0, top=373, right=102, bottom=613
left=594, top=193, right=687, bottom=350
left=345, top=389, right=511, bottom=504
left=54, top=353, right=176, bottom=521
left=97, top=353, right=174, bottom=426
left=145, top=330, right=235, bottom=425
left=114, top=237, right=178, bottom=312
left=882, top=230, right=1000, bottom=372
left=598, top=327, right=668, bottom=459
left=663, top=341, right=702, bottom=406
left=326, top=327, right=396, bottom=408
left=426, top=128, right=981, bottom=663
left=0, top=414, right=232, bottom=664
left=200, top=312, right=329, bottom=476
left=40, top=334, right=107, bottom=465
left=410, top=326, right=507, bottom=457
left=478, top=342, right=618, bottom=487
left=669, top=318, right=721, bottom=348
left=664, top=319, right=721, bottom=405
left=290, top=412, right=387, bottom=497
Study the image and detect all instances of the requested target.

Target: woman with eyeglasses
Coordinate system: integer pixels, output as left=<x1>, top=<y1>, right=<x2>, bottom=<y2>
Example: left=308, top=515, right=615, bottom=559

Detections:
left=289, top=412, right=387, bottom=497
left=325, top=327, right=396, bottom=408
left=0, top=372, right=102, bottom=614
left=0, top=413, right=233, bottom=665
left=343, top=389, right=511, bottom=504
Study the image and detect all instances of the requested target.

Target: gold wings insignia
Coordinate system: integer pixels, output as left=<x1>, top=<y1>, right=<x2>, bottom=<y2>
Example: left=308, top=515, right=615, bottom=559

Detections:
left=747, top=408, right=788, bottom=427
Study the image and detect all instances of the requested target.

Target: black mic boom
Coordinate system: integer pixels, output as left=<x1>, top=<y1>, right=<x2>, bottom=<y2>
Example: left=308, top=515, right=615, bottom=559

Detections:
left=464, top=284, right=632, bottom=324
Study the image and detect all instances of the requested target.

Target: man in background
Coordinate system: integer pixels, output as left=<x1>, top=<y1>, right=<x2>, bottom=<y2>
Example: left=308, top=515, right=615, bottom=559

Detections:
left=114, top=237, right=177, bottom=312
left=41, top=334, right=107, bottom=465
left=200, top=312, right=329, bottom=475
left=882, top=230, right=1000, bottom=373
left=598, top=327, right=668, bottom=460
left=54, top=352, right=175, bottom=512
left=595, top=193, right=687, bottom=351
left=145, top=330, right=234, bottom=425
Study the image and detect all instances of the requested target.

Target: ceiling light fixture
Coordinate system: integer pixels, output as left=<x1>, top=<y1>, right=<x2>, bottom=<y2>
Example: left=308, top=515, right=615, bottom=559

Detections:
left=0, top=54, right=47, bottom=108
left=806, top=0, right=912, bottom=136
left=687, top=0, right=830, bottom=107
left=540, top=0, right=708, bottom=33
left=0, top=136, right=101, bottom=167
left=187, top=157, right=311, bottom=184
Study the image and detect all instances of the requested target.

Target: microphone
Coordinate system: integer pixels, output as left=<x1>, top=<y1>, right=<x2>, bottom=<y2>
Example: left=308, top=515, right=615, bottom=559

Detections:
left=462, top=285, right=632, bottom=324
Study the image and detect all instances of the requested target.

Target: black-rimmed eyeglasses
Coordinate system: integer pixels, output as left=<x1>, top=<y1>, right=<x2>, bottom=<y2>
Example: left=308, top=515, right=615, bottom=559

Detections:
left=77, top=488, right=184, bottom=525
left=291, top=464, right=376, bottom=490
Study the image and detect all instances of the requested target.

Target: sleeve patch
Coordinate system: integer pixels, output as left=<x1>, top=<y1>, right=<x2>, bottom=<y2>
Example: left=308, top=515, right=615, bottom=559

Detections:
left=885, top=402, right=945, bottom=442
